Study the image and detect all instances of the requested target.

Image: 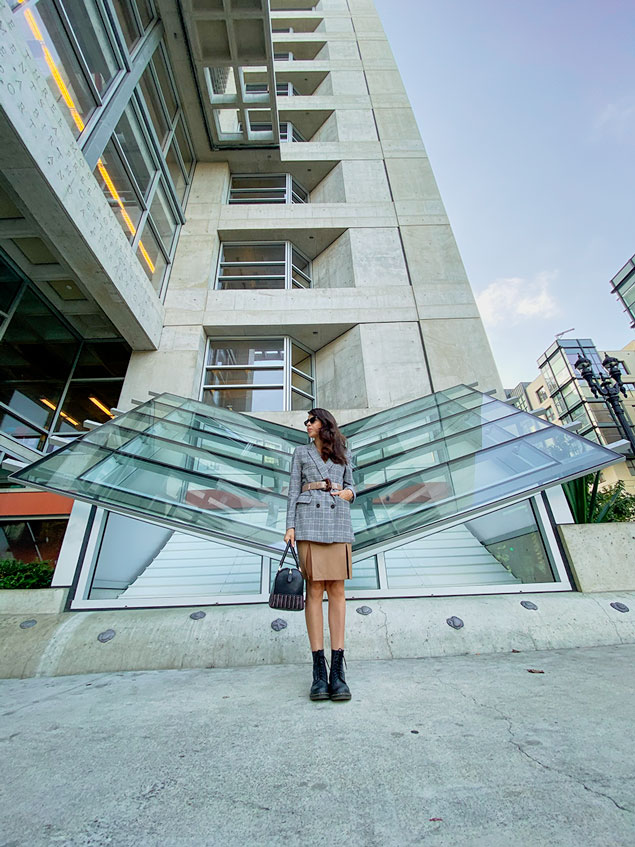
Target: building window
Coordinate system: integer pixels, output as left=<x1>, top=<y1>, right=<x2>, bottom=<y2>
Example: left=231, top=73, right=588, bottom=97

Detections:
left=202, top=338, right=315, bottom=412
left=13, top=2, right=195, bottom=296
left=274, top=51, right=294, bottom=61
left=14, top=0, right=124, bottom=140
left=536, top=387, right=548, bottom=404
left=245, top=82, right=299, bottom=96
left=228, top=175, right=308, bottom=204
left=544, top=407, right=556, bottom=422
left=216, top=243, right=311, bottom=290
left=247, top=121, right=305, bottom=142
left=0, top=255, right=131, bottom=453
left=625, top=458, right=635, bottom=476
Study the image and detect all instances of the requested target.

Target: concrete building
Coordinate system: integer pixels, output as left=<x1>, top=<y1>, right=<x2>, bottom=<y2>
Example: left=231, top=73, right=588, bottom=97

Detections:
left=507, top=338, right=635, bottom=493
left=0, top=0, right=622, bottom=610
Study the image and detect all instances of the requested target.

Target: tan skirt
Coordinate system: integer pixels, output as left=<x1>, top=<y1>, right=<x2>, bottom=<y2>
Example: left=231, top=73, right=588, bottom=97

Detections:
left=298, top=541, right=352, bottom=582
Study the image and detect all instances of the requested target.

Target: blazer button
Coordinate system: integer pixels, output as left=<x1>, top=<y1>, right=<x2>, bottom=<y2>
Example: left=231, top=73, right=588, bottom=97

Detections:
left=316, top=503, right=320, bottom=508
left=330, top=503, right=335, bottom=509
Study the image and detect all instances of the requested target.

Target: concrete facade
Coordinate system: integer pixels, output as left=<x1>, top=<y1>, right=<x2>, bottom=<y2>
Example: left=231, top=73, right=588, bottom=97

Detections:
left=120, top=0, right=503, bottom=412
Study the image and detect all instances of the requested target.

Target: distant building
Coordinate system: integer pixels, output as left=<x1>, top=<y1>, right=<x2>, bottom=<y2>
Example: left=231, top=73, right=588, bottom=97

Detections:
left=507, top=338, right=635, bottom=491
left=610, top=255, right=635, bottom=328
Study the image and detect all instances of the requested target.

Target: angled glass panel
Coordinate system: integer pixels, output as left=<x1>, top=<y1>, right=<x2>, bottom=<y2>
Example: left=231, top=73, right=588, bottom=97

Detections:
left=10, top=387, right=622, bottom=556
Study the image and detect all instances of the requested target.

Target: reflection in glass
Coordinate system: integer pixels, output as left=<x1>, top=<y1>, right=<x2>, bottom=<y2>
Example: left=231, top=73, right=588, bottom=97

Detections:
left=93, top=140, right=143, bottom=240
left=384, top=500, right=556, bottom=590
left=62, top=0, right=120, bottom=95
left=149, top=184, right=177, bottom=252
left=139, top=65, right=170, bottom=146
left=135, top=223, right=167, bottom=292
left=11, top=387, right=621, bottom=559
left=16, top=3, right=96, bottom=138
left=114, top=106, right=156, bottom=198
left=166, top=140, right=187, bottom=201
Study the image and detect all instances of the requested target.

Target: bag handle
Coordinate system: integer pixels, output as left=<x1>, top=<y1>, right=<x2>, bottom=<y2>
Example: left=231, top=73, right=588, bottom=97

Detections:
left=277, top=539, right=300, bottom=572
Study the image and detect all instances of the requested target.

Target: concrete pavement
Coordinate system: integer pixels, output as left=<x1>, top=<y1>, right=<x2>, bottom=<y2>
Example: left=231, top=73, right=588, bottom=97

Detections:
left=1, top=644, right=634, bottom=846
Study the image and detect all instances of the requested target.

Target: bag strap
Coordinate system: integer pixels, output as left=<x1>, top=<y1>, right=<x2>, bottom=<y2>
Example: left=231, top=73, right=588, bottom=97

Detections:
left=277, top=540, right=300, bottom=572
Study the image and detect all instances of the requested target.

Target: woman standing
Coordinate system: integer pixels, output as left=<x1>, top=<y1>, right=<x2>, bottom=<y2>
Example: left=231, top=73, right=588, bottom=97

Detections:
left=284, top=409, right=356, bottom=702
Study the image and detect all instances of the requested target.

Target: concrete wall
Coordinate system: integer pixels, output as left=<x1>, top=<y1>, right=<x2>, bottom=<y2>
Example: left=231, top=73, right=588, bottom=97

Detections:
left=559, top=523, right=635, bottom=592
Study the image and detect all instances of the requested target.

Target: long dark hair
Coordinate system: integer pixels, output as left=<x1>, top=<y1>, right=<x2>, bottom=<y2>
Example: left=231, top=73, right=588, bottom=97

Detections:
left=309, top=408, right=347, bottom=465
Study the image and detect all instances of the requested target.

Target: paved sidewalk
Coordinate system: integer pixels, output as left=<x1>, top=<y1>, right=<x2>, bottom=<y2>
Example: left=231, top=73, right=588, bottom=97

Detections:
left=1, top=645, right=634, bottom=847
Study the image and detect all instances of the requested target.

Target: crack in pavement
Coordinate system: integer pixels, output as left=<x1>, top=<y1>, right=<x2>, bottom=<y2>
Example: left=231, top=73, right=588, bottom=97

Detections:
left=447, top=682, right=633, bottom=815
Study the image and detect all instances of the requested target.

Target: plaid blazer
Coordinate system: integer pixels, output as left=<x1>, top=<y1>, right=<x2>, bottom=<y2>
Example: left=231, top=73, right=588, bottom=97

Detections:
left=286, top=443, right=356, bottom=543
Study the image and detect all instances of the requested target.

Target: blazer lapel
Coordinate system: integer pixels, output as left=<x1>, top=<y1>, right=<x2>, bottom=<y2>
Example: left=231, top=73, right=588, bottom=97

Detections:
left=309, top=443, right=330, bottom=478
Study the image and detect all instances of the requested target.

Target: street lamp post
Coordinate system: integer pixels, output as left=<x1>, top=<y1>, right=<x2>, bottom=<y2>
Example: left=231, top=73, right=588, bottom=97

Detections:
left=574, top=354, right=635, bottom=455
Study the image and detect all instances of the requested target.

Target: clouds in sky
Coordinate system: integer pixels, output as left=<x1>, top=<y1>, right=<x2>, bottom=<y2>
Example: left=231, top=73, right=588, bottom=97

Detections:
left=476, top=271, right=561, bottom=328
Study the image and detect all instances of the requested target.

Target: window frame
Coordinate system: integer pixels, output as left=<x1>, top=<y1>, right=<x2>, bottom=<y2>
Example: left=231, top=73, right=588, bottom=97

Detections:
left=215, top=242, right=312, bottom=291
left=200, top=336, right=315, bottom=412
left=227, top=174, right=308, bottom=205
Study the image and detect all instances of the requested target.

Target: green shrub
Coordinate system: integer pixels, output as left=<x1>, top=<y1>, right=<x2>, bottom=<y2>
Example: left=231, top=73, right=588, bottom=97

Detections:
left=0, top=558, right=55, bottom=589
left=563, top=473, right=635, bottom=523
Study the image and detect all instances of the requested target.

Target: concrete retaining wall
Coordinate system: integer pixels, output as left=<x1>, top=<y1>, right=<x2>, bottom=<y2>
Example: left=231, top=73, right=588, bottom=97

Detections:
left=1, top=591, right=634, bottom=679
left=559, top=523, right=635, bottom=592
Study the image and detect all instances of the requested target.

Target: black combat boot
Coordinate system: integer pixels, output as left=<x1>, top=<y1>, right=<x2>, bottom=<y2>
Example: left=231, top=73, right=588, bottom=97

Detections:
left=329, top=648, right=351, bottom=701
left=310, top=649, right=329, bottom=700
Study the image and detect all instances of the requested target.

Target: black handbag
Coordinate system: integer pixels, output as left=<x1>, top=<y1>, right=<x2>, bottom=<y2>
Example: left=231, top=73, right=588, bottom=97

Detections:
left=269, top=541, right=305, bottom=611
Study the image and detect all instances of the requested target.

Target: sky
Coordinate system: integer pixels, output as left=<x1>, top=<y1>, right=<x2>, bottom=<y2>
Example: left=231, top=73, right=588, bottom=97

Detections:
left=374, top=0, right=635, bottom=386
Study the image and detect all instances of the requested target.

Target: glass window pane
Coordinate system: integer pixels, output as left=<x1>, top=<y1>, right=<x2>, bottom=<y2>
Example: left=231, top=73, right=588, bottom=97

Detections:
left=136, top=223, right=167, bottom=292
left=165, top=140, right=187, bottom=202
left=222, top=244, right=285, bottom=263
left=94, top=141, right=143, bottom=240
left=292, top=345, right=312, bottom=376
left=207, top=340, right=284, bottom=367
left=73, top=341, right=131, bottom=379
left=384, top=500, right=556, bottom=590
left=0, top=409, right=46, bottom=452
left=0, top=519, right=67, bottom=565
left=111, top=0, right=141, bottom=50
left=149, top=183, right=177, bottom=252
left=16, top=3, right=96, bottom=138
left=54, top=382, right=124, bottom=433
left=114, top=105, right=156, bottom=198
left=152, top=49, right=178, bottom=121
left=291, top=390, right=312, bottom=411
left=203, top=387, right=284, bottom=412
left=291, top=371, right=313, bottom=395
left=139, top=66, right=170, bottom=146
left=135, top=0, right=155, bottom=29
left=205, top=369, right=283, bottom=386
left=61, top=0, right=120, bottom=96
left=174, top=119, right=193, bottom=176
left=0, top=261, right=23, bottom=314
left=217, top=276, right=285, bottom=291
left=0, top=384, right=65, bottom=431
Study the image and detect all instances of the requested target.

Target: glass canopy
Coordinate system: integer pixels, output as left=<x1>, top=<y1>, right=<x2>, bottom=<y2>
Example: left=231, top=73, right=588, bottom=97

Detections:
left=10, top=386, right=622, bottom=555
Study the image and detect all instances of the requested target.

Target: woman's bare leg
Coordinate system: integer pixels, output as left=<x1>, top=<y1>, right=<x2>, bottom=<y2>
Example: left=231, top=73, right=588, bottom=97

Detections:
left=305, top=579, right=325, bottom=651
left=325, top=580, right=346, bottom=650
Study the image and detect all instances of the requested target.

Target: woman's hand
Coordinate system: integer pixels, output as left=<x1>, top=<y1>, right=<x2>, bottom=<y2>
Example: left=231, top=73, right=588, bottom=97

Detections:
left=284, top=528, right=295, bottom=545
left=332, top=489, right=354, bottom=502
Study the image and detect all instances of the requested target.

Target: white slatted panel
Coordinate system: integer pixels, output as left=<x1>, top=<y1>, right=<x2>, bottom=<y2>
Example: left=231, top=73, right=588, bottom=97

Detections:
left=384, top=526, right=521, bottom=588
left=120, top=534, right=263, bottom=599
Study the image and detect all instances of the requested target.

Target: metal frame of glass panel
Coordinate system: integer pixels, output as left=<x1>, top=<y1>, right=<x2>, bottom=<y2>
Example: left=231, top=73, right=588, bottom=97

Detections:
left=10, top=386, right=622, bottom=555
left=215, top=242, right=311, bottom=290
left=200, top=336, right=315, bottom=412
left=228, top=174, right=308, bottom=204
left=10, top=385, right=624, bottom=609
left=52, top=489, right=572, bottom=611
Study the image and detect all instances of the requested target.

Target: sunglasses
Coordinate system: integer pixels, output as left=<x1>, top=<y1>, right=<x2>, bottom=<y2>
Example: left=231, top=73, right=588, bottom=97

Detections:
left=304, top=416, right=318, bottom=426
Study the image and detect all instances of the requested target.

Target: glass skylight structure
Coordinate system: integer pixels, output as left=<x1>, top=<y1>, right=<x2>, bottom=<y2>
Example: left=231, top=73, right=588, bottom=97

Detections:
left=11, top=385, right=621, bottom=559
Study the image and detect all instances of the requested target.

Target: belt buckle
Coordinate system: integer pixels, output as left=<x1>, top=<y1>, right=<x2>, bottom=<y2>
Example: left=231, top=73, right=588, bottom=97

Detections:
left=323, top=477, right=332, bottom=491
